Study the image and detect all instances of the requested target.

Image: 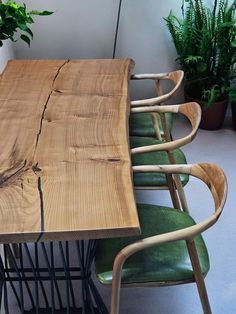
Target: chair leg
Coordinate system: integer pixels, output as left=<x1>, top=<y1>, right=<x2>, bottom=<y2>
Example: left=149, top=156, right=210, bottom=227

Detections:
left=110, top=253, right=124, bottom=314
left=186, top=239, right=212, bottom=314
left=165, top=173, right=181, bottom=209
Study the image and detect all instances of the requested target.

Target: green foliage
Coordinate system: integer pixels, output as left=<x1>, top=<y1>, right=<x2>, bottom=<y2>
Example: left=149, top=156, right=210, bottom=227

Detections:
left=0, top=0, right=53, bottom=47
left=164, top=0, right=236, bottom=108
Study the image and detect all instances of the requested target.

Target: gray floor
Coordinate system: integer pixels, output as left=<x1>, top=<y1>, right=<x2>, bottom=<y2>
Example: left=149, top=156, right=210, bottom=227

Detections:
left=6, top=115, right=236, bottom=313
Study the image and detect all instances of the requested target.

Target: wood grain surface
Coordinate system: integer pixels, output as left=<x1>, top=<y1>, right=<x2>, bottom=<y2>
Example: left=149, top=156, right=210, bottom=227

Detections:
left=0, top=59, right=139, bottom=243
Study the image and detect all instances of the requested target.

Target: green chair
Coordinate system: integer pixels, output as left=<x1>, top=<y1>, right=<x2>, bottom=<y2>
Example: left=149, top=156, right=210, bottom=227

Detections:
left=130, top=70, right=184, bottom=138
left=130, top=111, right=173, bottom=138
left=95, top=163, right=227, bottom=314
left=130, top=102, right=201, bottom=190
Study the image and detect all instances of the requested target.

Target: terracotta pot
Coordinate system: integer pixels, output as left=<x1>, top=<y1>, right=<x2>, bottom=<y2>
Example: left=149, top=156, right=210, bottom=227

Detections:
left=185, top=92, right=227, bottom=130
left=231, top=103, right=236, bottom=131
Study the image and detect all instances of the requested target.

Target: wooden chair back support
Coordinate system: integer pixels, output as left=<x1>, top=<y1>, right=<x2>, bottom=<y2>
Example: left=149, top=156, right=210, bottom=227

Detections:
left=130, top=102, right=201, bottom=155
left=110, top=163, right=227, bottom=314
left=130, top=70, right=184, bottom=107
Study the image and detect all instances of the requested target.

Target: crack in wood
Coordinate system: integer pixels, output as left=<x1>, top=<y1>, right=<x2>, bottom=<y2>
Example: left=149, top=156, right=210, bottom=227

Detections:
left=31, top=162, right=45, bottom=238
left=89, top=157, right=123, bottom=164
left=32, top=164, right=42, bottom=174
left=34, top=60, right=70, bottom=153
left=52, top=60, right=69, bottom=84
left=37, top=176, right=45, bottom=233
left=34, top=91, right=53, bottom=152
left=33, top=61, right=70, bottom=240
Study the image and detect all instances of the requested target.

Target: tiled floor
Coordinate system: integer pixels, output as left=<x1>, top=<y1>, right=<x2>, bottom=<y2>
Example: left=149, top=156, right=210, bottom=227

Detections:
left=6, top=115, right=236, bottom=313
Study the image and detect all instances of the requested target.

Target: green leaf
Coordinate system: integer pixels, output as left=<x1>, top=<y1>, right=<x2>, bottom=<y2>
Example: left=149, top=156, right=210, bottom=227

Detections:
left=38, top=11, right=54, bottom=16
left=0, top=1, right=53, bottom=48
left=25, top=27, right=33, bottom=39
left=196, top=61, right=207, bottom=73
left=20, top=34, right=30, bottom=46
left=30, top=10, right=54, bottom=16
left=17, top=22, right=28, bottom=30
left=26, top=16, right=34, bottom=24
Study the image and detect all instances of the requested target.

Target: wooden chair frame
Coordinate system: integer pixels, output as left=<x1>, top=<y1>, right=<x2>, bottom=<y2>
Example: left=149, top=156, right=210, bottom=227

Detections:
left=110, top=163, right=227, bottom=314
left=130, top=71, right=191, bottom=211
left=130, top=70, right=184, bottom=107
left=130, top=102, right=201, bottom=155
left=131, top=101, right=202, bottom=214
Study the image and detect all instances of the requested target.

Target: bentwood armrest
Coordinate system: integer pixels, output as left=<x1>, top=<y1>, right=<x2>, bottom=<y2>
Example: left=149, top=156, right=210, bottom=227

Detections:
left=116, top=163, right=227, bottom=256
left=130, top=70, right=184, bottom=107
left=110, top=163, right=227, bottom=314
left=130, top=102, right=201, bottom=155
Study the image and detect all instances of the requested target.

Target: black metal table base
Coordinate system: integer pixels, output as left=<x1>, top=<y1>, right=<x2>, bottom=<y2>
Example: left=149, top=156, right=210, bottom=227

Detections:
left=0, top=241, right=108, bottom=314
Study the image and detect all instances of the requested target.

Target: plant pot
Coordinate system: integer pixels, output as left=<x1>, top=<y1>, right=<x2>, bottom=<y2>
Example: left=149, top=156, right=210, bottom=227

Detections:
left=231, top=103, right=236, bottom=131
left=185, top=91, right=227, bottom=130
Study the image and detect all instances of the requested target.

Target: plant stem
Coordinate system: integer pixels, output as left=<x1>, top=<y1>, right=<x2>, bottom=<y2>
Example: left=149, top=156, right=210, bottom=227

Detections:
left=211, top=0, right=218, bottom=75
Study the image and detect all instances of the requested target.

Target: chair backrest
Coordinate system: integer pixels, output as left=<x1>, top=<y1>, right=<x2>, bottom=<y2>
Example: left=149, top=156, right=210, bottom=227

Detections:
left=132, top=163, right=227, bottom=220
left=110, top=163, right=227, bottom=314
left=130, top=70, right=184, bottom=107
left=130, top=102, right=201, bottom=154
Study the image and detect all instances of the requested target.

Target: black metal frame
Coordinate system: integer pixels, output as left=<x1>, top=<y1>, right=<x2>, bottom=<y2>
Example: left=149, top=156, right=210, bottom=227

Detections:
left=0, top=241, right=108, bottom=314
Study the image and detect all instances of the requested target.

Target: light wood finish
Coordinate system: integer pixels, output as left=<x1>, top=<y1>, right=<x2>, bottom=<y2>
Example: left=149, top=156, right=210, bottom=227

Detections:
left=110, top=163, right=227, bottom=314
left=130, top=102, right=201, bottom=154
left=131, top=94, right=211, bottom=313
left=0, top=59, right=140, bottom=243
left=130, top=70, right=184, bottom=107
left=130, top=70, right=186, bottom=208
left=131, top=102, right=201, bottom=210
left=130, top=70, right=212, bottom=314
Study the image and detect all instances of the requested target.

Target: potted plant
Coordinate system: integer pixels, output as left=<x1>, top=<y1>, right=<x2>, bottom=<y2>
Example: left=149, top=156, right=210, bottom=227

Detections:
left=0, top=0, right=53, bottom=47
left=228, top=83, right=236, bottom=130
left=164, top=0, right=236, bottom=130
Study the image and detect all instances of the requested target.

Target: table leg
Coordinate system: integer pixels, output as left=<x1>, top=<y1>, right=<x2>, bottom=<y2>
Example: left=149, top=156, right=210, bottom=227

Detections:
left=0, top=241, right=108, bottom=314
left=76, top=240, right=108, bottom=313
left=0, top=244, right=5, bottom=314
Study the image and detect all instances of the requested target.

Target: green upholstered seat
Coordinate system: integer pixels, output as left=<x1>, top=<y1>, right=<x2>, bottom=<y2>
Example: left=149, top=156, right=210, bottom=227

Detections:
left=95, top=204, right=209, bottom=285
left=130, top=136, right=189, bottom=187
left=129, top=112, right=173, bottom=137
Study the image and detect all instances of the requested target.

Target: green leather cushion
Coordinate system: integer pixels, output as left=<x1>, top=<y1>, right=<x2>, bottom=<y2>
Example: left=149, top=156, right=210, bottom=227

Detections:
left=130, top=136, right=189, bottom=187
left=95, top=204, right=209, bottom=285
left=129, top=112, right=173, bottom=137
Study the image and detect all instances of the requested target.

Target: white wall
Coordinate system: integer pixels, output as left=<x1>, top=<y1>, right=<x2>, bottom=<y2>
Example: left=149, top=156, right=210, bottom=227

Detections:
left=14, top=0, right=121, bottom=59
left=14, top=1, right=181, bottom=98
left=0, top=41, right=15, bottom=73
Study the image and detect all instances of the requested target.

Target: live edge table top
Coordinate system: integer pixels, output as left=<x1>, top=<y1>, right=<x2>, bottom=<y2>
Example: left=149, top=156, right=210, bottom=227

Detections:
left=0, top=59, right=140, bottom=243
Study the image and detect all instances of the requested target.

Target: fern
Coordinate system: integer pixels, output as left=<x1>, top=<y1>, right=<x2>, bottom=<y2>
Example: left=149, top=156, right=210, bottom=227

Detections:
left=164, top=0, right=236, bottom=106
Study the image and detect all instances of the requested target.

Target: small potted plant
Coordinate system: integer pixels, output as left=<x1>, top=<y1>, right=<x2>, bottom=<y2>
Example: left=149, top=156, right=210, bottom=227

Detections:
left=164, top=0, right=236, bottom=130
left=0, top=0, right=53, bottom=47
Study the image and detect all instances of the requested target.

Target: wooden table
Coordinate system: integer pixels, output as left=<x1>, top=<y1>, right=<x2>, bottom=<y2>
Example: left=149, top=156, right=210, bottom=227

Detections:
left=0, top=59, right=140, bottom=313
left=0, top=59, right=140, bottom=243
